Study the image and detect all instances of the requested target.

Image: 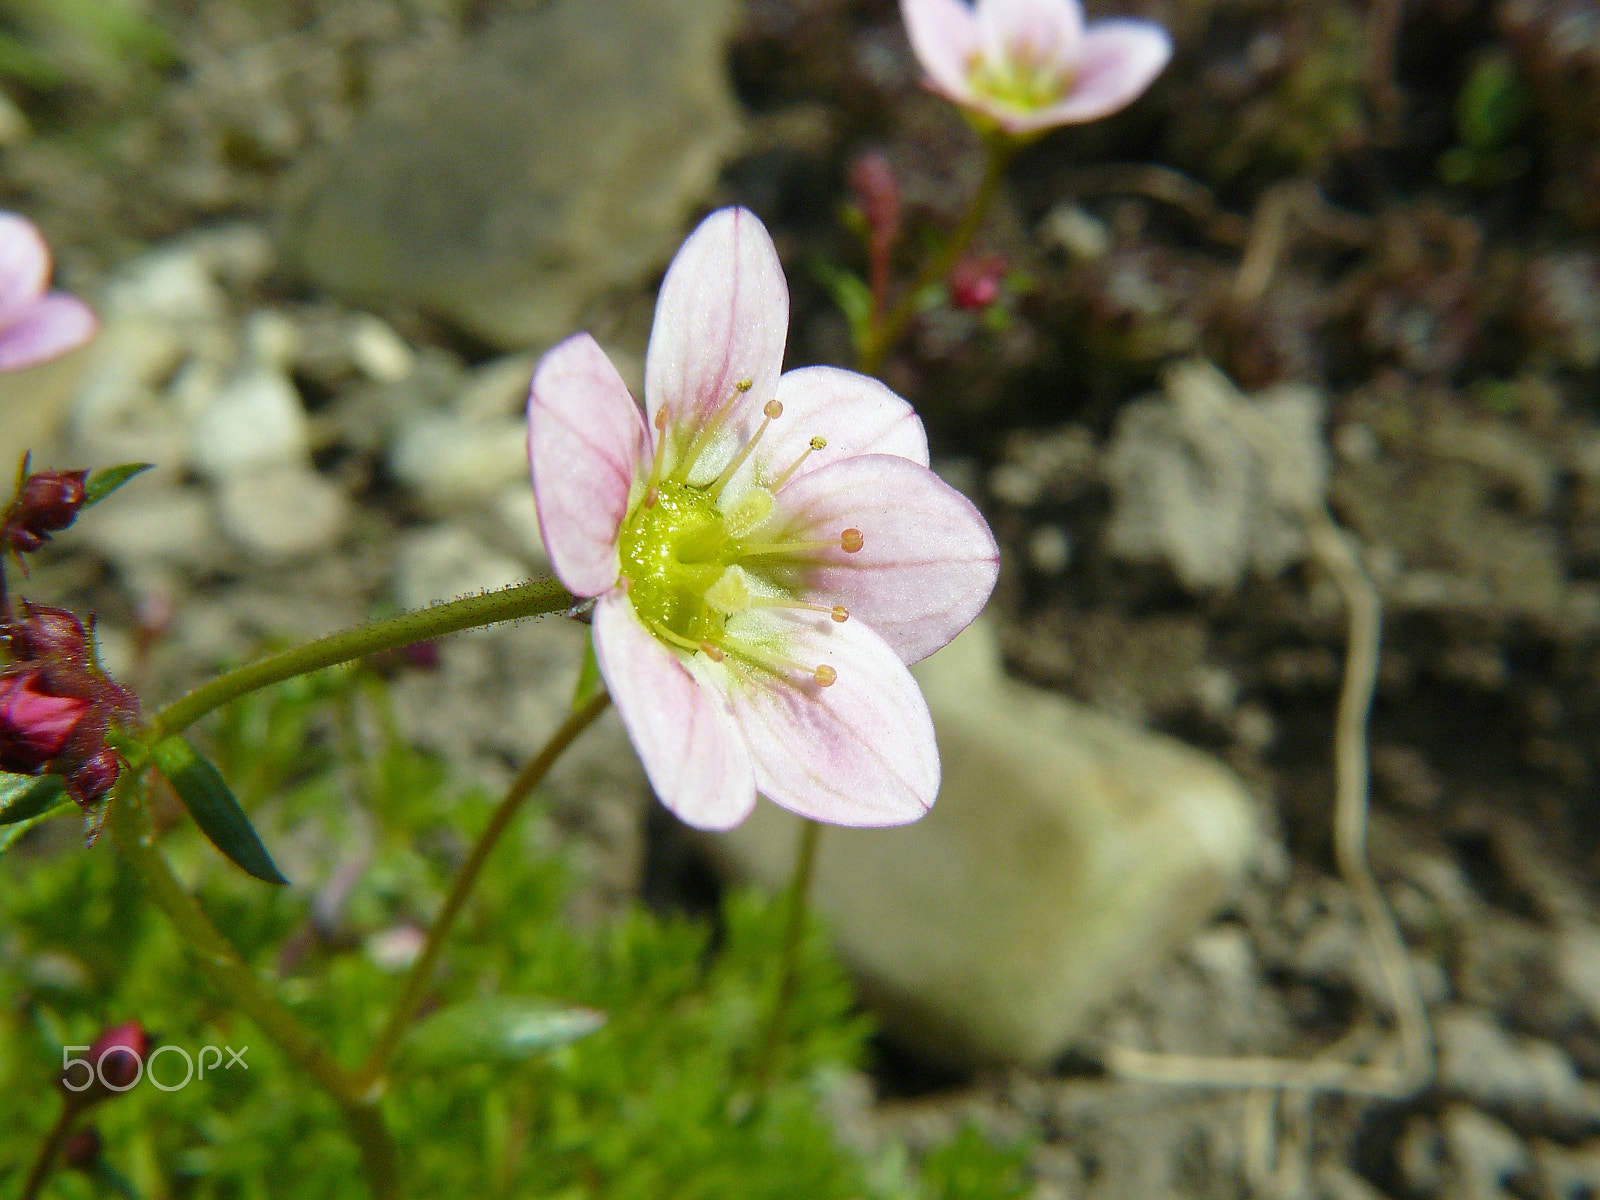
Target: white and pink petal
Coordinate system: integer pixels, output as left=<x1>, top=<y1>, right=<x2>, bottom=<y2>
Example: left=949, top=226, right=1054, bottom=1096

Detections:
left=593, top=591, right=757, bottom=830
left=0, top=214, right=50, bottom=331
left=767, top=454, right=998, bottom=664
left=1018, top=19, right=1171, bottom=129
left=721, top=609, right=938, bottom=826
left=644, top=208, right=789, bottom=449
left=977, top=0, right=1083, bottom=65
left=0, top=293, right=96, bottom=372
left=527, top=334, right=646, bottom=598
left=899, top=0, right=984, bottom=102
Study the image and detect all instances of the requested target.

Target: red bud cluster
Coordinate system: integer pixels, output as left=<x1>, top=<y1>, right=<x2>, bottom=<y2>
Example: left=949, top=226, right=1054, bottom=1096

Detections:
left=1, top=601, right=137, bottom=816
left=848, top=150, right=901, bottom=245
left=3, top=467, right=86, bottom=557
left=948, top=254, right=1008, bottom=311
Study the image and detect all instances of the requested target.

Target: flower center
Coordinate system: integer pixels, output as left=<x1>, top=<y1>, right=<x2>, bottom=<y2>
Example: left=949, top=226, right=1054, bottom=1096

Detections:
left=968, top=47, right=1071, bottom=113
left=615, top=396, right=862, bottom=687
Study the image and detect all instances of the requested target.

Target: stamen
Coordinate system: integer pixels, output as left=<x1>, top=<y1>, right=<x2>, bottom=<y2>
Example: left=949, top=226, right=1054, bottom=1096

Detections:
left=645, top=408, right=670, bottom=491
left=841, top=528, right=865, bottom=554
left=814, top=664, right=837, bottom=687
left=699, top=641, right=724, bottom=662
left=707, top=398, right=783, bottom=502
left=744, top=596, right=850, bottom=623
left=670, top=378, right=754, bottom=484
left=647, top=620, right=706, bottom=655
left=716, top=632, right=826, bottom=685
left=643, top=485, right=659, bottom=509
left=768, top=435, right=826, bottom=491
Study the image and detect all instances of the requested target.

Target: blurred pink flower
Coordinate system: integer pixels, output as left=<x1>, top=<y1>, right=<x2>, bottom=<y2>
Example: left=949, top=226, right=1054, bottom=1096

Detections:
left=900, top=0, right=1172, bottom=136
left=528, top=208, right=997, bottom=830
left=0, top=213, right=96, bottom=372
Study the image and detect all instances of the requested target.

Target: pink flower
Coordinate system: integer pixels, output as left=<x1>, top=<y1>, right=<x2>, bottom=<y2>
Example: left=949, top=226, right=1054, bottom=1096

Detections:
left=0, top=668, right=88, bottom=772
left=900, top=0, right=1172, bottom=136
left=0, top=213, right=96, bottom=372
left=528, top=208, right=998, bottom=830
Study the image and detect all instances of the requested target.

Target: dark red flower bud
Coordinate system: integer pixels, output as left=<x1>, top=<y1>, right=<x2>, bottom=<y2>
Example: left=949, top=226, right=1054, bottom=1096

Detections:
left=849, top=150, right=901, bottom=242
left=5, top=469, right=87, bottom=555
left=61, top=1021, right=147, bottom=1104
left=0, top=670, right=88, bottom=772
left=67, top=748, right=122, bottom=808
left=6, top=601, right=90, bottom=663
left=16, top=470, right=86, bottom=533
left=948, top=254, right=1008, bottom=311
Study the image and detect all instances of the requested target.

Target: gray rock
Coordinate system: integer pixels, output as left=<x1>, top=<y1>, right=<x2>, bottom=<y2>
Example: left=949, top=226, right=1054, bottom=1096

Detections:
left=215, top=466, right=348, bottom=558
left=388, top=414, right=529, bottom=511
left=706, top=618, right=1260, bottom=1068
left=75, top=486, right=216, bottom=569
left=1437, top=1008, right=1600, bottom=1130
left=190, top=366, right=311, bottom=479
left=1441, top=1105, right=1527, bottom=1200
left=1105, top=360, right=1327, bottom=591
left=281, top=0, right=741, bottom=348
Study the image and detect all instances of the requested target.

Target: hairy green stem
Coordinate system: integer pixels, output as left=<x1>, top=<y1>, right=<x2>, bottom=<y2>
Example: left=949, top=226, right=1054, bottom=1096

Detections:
left=356, top=691, right=612, bottom=1091
left=858, top=135, right=1018, bottom=375
left=752, top=817, right=821, bottom=1090
left=109, top=778, right=403, bottom=1199
left=155, top=578, right=575, bottom=737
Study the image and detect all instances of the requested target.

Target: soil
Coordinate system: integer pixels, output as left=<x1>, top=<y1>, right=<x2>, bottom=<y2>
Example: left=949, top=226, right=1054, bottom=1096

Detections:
left=8, top=0, right=1600, bottom=1196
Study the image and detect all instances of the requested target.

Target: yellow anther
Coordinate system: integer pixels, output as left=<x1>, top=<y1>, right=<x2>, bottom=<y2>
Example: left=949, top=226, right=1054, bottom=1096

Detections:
left=831, top=606, right=849, bottom=623
left=699, top=641, right=725, bottom=662
left=840, top=528, right=865, bottom=554
left=813, top=664, right=838, bottom=687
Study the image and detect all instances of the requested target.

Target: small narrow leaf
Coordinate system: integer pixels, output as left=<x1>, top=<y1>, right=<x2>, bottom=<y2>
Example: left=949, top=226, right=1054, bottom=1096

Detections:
left=811, top=261, right=874, bottom=344
left=0, top=801, right=72, bottom=855
left=149, top=736, right=287, bottom=885
left=0, top=772, right=64, bottom=824
left=571, top=640, right=603, bottom=712
left=403, top=998, right=605, bottom=1067
left=81, top=463, right=153, bottom=509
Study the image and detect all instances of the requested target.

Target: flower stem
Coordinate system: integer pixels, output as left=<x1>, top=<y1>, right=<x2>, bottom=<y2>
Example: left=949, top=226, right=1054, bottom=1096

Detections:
left=858, top=134, right=1018, bottom=375
left=356, top=690, right=612, bottom=1092
left=108, top=777, right=403, bottom=1199
left=19, top=1100, right=77, bottom=1200
left=154, top=578, right=576, bottom=737
left=752, top=816, right=821, bottom=1091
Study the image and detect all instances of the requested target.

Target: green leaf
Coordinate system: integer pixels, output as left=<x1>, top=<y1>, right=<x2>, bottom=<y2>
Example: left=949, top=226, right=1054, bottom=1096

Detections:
left=0, top=773, right=65, bottom=825
left=810, top=261, right=874, bottom=346
left=571, top=640, right=603, bottom=712
left=403, top=997, right=605, bottom=1068
left=81, top=463, right=153, bottom=509
left=149, top=735, right=287, bottom=885
left=0, top=800, right=72, bottom=854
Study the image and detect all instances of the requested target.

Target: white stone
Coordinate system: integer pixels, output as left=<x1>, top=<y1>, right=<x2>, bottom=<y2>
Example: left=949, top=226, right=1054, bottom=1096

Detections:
left=494, top=484, right=549, bottom=567
left=389, top=415, right=528, bottom=509
left=216, top=467, right=348, bottom=558
left=395, top=524, right=529, bottom=614
left=705, top=618, right=1260, bottom=1067
left=349, top=314, right=416, bottom=383
left=190, top=367, right=311, bottom=479
left=455, top=353, right=538, bottom=422
left=76, top=487, right=215, bottom=568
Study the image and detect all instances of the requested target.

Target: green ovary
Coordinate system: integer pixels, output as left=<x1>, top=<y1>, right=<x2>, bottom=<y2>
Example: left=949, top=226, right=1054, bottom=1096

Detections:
left=618, top=480, right=752, bottom=647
